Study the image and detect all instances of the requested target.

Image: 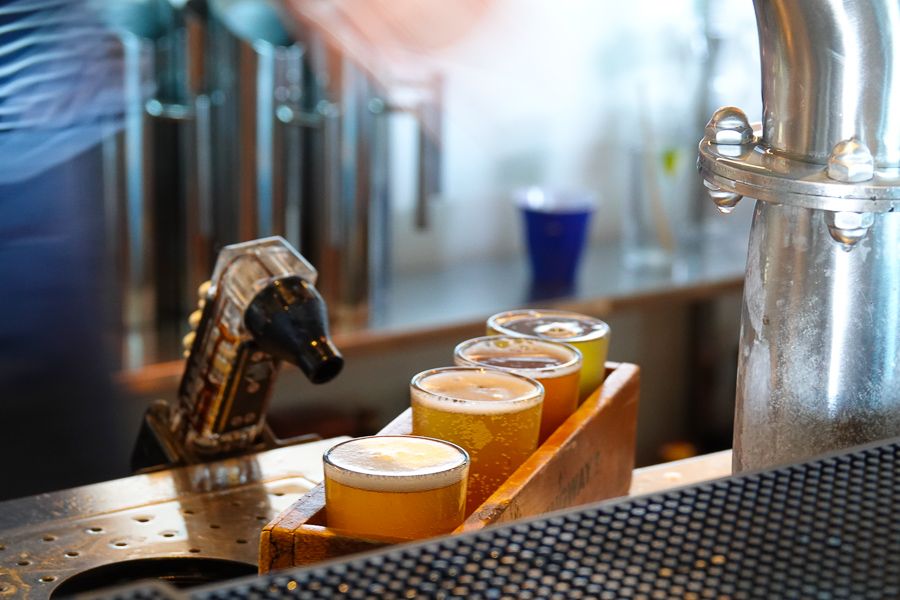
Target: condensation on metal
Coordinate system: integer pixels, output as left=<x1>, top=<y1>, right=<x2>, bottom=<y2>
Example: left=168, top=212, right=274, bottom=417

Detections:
left=700, top=0, right=900, bottom=471
left=733, top=203, right=900, bottom=471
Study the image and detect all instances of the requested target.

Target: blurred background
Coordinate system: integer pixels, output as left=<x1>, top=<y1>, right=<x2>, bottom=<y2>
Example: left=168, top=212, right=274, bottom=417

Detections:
left=0, top=0, right=761, bottom=499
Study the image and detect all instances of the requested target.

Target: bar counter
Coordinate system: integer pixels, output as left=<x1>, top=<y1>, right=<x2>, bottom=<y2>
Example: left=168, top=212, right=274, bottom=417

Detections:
left=0, top=442, right=731, bottom=598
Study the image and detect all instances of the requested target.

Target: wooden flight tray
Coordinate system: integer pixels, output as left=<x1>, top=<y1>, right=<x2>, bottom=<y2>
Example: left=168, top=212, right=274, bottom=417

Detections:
left=259, top=361, right=640, bottom=572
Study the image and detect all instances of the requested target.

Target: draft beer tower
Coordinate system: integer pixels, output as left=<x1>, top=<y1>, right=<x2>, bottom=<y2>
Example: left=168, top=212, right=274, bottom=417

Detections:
left=698, top=1, right=900, bottom=471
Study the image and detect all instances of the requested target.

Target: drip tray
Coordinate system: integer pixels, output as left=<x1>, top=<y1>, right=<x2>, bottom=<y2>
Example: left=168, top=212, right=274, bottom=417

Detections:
left=0, top=437, right=344, bottom=599
left=49, top=558, right=256, bottom=596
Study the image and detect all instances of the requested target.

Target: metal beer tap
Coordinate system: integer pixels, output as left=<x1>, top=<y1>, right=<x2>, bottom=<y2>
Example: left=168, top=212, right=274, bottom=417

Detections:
left=132, top=236, right=344, bottom=471
left=698, top=1, right=900, bottom=471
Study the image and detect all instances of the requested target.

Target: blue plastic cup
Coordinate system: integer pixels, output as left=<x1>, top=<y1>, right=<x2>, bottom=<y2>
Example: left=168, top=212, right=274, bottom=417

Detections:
left=515, top=188, right=596, bottom=288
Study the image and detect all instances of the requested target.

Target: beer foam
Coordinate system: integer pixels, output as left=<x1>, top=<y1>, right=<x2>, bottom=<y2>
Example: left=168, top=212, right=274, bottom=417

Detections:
left=489, top=309, right=609, bottom=343
left=411, top=368, right=544, bottom=415
left=324, top=436, right=469, bottom=492
left=455, top=336, right=581, bottom=379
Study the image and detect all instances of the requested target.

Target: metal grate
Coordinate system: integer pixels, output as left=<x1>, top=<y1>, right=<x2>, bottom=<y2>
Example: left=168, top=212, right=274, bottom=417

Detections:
left=89, top=438, right=900, bottom=599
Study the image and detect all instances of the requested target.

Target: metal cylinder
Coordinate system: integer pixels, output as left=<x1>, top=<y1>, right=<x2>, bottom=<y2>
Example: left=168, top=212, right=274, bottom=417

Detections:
left=205, top=0, right=393, bottom=331
left=755, top=0, right=900, bottom=166
left=735, top=202, right=900, bottom=470
left=700, top=0, right=900, bottom=471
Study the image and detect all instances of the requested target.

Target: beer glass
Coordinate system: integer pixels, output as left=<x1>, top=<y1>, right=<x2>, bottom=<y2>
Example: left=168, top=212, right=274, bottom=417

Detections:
left=410, top=367, right=543, bottom=514
left=323, top=435, right=469, bottom=540
left=453, top=335, right=581, bottom=444
left=487, top=309, right=610, bottom=402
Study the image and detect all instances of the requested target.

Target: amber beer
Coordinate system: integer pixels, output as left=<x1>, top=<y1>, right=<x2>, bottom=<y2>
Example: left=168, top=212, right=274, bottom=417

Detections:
left=488, top=309, right=610, bottom=402
left=323, top=435, right=469, bottom=540
left=454, top=335, right=581, bottom=444
left=410, top=367, right=543, bottom=514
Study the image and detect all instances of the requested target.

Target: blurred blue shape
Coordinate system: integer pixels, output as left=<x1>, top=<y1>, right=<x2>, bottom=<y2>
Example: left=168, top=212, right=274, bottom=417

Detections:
left=0, top=0, right=126, bottom=499
left=0, top=0, right=124, bottom=182
left=515, top=187, right=596, bottom=289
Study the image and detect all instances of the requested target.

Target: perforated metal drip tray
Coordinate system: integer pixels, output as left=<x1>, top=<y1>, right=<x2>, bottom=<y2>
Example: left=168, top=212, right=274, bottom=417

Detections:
left=93, top=437, right=900, bottom=600
left=0, top=438, right=345, bottom=599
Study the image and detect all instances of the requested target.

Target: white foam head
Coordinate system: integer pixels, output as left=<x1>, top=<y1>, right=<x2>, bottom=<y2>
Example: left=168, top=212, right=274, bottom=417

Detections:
left=410, top=367, right=544, bottom=415
left=324, top=435, right=469, bottom=492
left=488, top=309, right=610, bottom=343
left=454, top=335, right=582, bottom=379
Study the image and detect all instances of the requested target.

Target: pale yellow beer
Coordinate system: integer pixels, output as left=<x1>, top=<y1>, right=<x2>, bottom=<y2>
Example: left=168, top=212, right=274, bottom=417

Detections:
left=488, top=309, right=610, bottom=403
left=454, top=335, right=582, bottom=444
left=410, top=367, right=543, bottom=514
left=324, top=435, right=469, bottom=540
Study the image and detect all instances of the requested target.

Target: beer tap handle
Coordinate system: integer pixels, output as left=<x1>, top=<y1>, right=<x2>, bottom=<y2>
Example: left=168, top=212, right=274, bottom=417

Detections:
left=131, top=237, right=343, bottom=472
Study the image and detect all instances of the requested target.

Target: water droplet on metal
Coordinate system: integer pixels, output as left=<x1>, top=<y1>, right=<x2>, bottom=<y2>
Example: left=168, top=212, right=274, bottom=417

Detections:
left=824, top=211, right=874, bottom=248
left=704, top=107, right=753, bottom=145
left=704, top=179, right=742, bottom=214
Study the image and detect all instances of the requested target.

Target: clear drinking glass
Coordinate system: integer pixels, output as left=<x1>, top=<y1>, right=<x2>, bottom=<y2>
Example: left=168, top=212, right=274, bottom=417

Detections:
left=487, top=309, right=610, bottom=403
left=453, top=335, right=581, bottom=444
left=410, top=366, right=544, bottom=514
left=323, top=435, right=469, bottom=540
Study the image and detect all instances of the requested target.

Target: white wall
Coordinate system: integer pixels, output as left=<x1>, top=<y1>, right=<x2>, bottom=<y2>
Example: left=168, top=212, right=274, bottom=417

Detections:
left=387, top=0, right=761, bottom=275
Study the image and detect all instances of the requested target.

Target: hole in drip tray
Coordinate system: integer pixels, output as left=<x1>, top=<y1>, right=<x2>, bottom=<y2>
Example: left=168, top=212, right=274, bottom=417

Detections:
left=17, top=560, right=30, bottom=566
left=49, top=558, right=257, bottom=596
left=39, top=576, right=56, bottom=583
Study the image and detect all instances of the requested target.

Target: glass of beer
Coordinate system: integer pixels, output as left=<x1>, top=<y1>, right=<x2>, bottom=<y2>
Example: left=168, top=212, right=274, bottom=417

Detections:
left=453, top=335, right=581, bottom=444
left=410, top=366, right=543, bottom=514
left=323, top=435, right=469, bottom=540
left=487, top=309, right=610, bottom=403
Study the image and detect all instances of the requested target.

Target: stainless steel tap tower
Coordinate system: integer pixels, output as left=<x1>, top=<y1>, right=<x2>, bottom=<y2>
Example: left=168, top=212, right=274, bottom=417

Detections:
left=699, top=0, right=900, bottom=471
left=102, top=0, right=442, bottom=367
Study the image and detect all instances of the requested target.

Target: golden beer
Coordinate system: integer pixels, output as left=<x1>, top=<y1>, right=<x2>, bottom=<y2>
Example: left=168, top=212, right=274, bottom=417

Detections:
left=410, top=367, right=543, bottom=514
left=488, top=309, right=610, bottom=403
left=454, top=335, right=581, bottom=444
left=323, top=435, right=469, bottom=540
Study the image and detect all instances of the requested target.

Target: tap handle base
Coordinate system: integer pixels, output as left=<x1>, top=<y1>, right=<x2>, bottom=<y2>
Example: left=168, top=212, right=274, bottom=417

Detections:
left=130, top=399, right=320, bottom=473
